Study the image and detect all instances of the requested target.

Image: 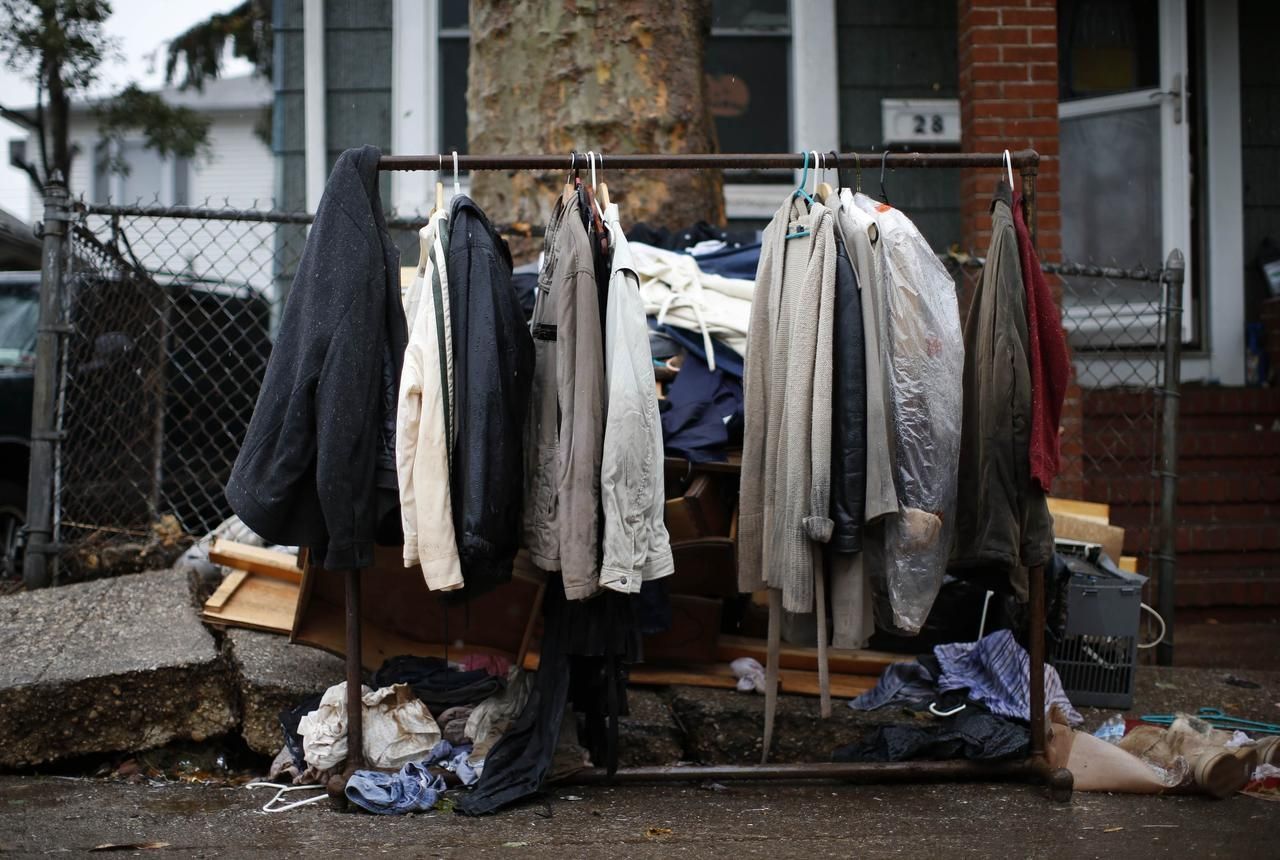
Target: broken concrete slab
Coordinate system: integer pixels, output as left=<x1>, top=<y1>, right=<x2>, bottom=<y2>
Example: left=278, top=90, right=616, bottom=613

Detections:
left=225, top=629, right=343, bottom=755
left=616, top=688, right=684, bottom=767
left=0, top=570, right=238, bottom=768
left=668, top=685, right=899, bottom=764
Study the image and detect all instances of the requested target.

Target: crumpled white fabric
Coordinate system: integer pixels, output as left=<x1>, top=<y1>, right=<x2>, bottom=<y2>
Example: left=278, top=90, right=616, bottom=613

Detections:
left=731, top=657, right=766, bottom=693
left=298, top=682, right=441, bottom=770
left=630, top=241, right=754, bottom=363
left=465, top=667, right=534, bottom=746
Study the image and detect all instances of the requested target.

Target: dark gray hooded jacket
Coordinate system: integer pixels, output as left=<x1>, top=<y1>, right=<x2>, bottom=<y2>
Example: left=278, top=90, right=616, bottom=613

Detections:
left=226, top=145, right=406, bottom=570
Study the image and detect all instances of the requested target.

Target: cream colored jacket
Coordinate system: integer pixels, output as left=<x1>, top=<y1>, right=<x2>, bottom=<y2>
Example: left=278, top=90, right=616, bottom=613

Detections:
left=396, top=209, right=462, bottom=590
left=600, top=204, right=674, bottom=593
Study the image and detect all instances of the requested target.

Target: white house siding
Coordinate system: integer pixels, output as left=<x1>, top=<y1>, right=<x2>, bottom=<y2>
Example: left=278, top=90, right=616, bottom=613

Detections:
left=186, top=112, right=277, bottom=301
left=28, top=109, right=276, bottom=301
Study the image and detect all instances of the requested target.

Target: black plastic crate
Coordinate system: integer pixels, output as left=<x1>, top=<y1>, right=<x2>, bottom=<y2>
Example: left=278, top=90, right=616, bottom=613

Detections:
left=1052, top=553, right=1148, bottom=709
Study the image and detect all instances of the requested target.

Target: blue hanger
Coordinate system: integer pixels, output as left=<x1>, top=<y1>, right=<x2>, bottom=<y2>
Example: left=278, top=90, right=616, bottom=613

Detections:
left=786, top=151, right=814, bottom=240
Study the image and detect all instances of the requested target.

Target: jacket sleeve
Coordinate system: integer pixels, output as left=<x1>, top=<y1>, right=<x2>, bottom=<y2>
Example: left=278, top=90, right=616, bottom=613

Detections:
left=600, top=267, right=673, bottom=591
left=804, top=220, right=837, bottom=544
left=409, top=279, right=464, bottom=590
left=556, top=258, right=606, bottom=600
left=396, top=339, right=423, bottom=567
left=736, top=219, right=778, bottom=594
left=313, top=251, right=384, bottom=571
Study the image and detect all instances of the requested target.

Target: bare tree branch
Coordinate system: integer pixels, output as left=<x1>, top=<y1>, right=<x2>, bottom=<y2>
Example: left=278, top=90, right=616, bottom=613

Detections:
left=0, top=103, right=40, bottom=131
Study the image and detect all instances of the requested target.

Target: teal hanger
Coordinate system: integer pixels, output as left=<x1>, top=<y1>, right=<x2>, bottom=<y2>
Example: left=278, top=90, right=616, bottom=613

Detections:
left=786, top=151, right=814, bottom=240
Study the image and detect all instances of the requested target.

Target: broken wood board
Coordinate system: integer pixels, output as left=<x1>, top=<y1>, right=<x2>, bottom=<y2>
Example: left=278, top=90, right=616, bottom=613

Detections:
left=201, top=572, right=299, bottom=634
left=521, top=650, right=875, bottom=699
left=292, top=545, right=545, bottom=664
left=1047, top=497, right=1111, bottom=525
left=293, top=595, right=515, bottom=672
left=716, top=634, right=899, bottom=677
left=1051, top=510, right=1125, bottom=562
left=209, top=539, right=302, bottom=585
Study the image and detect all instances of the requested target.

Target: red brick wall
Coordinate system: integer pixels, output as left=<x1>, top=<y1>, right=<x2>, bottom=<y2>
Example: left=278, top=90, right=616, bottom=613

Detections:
left=957, top=0, right=1084, bottom=498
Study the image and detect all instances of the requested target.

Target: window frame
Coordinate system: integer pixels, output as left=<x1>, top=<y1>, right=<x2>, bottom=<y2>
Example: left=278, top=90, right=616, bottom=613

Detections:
left=391, top=0, right=839, bottom=220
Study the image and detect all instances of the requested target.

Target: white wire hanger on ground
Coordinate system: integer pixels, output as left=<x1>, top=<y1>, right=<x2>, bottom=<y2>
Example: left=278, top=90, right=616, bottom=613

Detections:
left=244, top=781, right=329, bottom=814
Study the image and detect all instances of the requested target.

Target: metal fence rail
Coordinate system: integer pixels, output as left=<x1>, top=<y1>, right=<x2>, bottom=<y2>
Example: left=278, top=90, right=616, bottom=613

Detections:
left=21, top=197, right=1180, bottom=606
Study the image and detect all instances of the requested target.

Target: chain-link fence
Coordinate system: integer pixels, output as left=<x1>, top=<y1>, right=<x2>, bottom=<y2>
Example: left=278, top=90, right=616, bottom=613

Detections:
left=31, top=199, right=1180, bottom=583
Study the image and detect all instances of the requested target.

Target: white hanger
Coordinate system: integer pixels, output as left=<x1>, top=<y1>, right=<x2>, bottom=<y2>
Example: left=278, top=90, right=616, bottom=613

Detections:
left=1003, top=149, right=1014, bottom=188
left=809, top=150, right=821, bottom=199
left=586, top=150, right=605, bottom=220
left=452, top=150, right=461, bottom=199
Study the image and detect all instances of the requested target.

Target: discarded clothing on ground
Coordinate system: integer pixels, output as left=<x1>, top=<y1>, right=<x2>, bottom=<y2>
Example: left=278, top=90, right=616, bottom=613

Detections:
left=833, top=711, right=1029, bottom=763
left=850, top=629, right=1082, bottom=725
left=371, top=655, right=505, bottom=714
left=436, top=706, right=474, bottom=745
left=465, top=667, right=534, bottom=746
left=345, top=761, right=447, bottom=815
left=936, top=629, right=1081, bottom=725
left=297, top=682, right=442, bottom=770
left=458, top=574, right=629, bottom=815
left=280, top=693, right=323, bottom=772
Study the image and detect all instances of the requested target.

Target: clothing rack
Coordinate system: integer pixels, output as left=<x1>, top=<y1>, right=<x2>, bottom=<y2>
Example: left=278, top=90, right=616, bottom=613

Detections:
left=321, top=148, right=1072, bottom=806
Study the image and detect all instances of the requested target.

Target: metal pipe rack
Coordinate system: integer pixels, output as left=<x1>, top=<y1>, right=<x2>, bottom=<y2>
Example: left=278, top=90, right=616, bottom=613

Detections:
left=321, top=148, right=1072, bottom=806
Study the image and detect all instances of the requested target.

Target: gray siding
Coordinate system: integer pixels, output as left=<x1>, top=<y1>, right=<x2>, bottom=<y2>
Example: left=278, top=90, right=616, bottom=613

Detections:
left=272, top=0, right=395, bottom=302
left=1240, top=0, right=1280, bottom=323
left=272, top=0, right=393, bottom=212
left=835, top=1, right=960, bottom=250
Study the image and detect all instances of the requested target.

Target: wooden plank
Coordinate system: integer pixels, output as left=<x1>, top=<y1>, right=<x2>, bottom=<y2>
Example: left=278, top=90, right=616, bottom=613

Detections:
left=203, top=569, right=248, bottom=612
left=716, top=634, right=901, bottom=676
left=1047, top=497, right=1111, bottom=525
left=520, top=650, right=875, bottom=699
left=201, top=574, right=300, bottom=634
left=1119, top=555, right=1139, bottom=573
left=209, top=539, right=303, bottom=584
left=294, top=595, right=517, bottom=671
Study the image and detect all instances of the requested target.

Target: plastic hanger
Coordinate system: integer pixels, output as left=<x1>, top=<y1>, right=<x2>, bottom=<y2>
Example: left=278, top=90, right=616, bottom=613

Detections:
left=785, top=151, right=814, bottom=240
left=434, top=154, right=444, bottom=213
left=879, top=150, right=891, bottom=205
left=596, top=149, right=611, bottom=209
left=852, top=152, right=862, bottom=194
left=1003, top=149, right=1015, bottom=188
left=451, top=150, right=460, bottom=200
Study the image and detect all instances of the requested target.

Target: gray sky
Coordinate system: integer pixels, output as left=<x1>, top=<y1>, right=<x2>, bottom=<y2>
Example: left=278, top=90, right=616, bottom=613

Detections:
left=0, top=0, right=254, bottom=221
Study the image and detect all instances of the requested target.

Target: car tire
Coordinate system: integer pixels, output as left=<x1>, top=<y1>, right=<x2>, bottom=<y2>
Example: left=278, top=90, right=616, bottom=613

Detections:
left=0, top=481, right=25, bottom=581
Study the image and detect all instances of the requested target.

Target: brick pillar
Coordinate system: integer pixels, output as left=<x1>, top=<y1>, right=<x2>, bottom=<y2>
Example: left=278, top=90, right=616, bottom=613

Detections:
left=958, top=0, right=1084, bottom=499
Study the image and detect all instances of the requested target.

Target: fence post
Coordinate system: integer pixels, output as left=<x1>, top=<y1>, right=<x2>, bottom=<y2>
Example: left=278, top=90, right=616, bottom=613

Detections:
left=1155, top=249, right=1184, bottom=666
left=23, top=176, right=70, bottom=590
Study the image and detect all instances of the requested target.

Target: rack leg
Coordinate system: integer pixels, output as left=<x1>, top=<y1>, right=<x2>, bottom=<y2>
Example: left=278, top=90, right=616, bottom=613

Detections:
left=1027, top=562, right=1073, bottom=802
left=328, top=568, right=365, bottom=809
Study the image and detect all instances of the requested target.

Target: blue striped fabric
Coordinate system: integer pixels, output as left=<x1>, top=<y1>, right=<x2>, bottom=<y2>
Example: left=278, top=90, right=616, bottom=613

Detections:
left=935, top=629, right=1082, bottom=725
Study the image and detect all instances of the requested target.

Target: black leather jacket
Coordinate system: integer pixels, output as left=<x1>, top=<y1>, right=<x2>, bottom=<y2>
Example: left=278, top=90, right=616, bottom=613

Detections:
left=447, top=195, right=535, bottom=592
left=829, top=231, right=867, bottom=552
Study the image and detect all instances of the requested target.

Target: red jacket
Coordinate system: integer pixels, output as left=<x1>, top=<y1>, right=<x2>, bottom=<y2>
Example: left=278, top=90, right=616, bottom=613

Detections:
left=1012, top=192, right=1071, bottom=492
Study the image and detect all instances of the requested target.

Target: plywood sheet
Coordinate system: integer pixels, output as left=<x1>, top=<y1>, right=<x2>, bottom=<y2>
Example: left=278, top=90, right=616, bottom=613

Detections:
left=1047, top=497, right=1111, bottom=525
left=1052, top=511, right=1125, bottom=562
left=201, top=573, right=299, bottom=634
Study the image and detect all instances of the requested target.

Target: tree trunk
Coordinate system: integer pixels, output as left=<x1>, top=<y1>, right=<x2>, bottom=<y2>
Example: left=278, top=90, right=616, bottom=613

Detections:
left=40, top=3, right=72, bottom=184
left=467, top=0, right=724, bottom=231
